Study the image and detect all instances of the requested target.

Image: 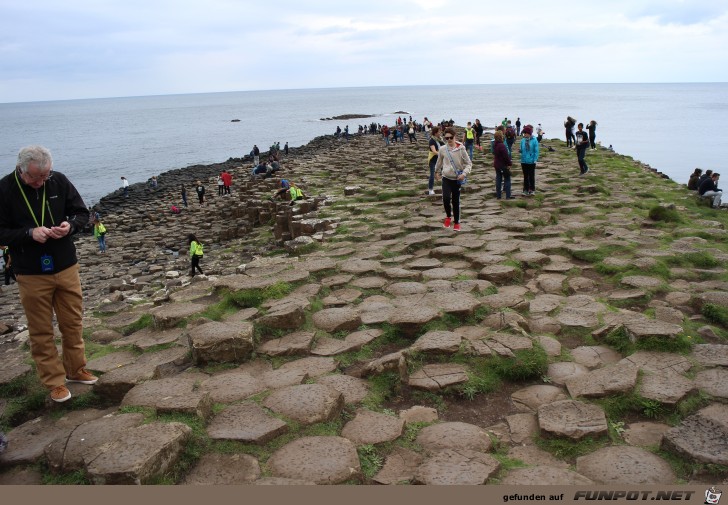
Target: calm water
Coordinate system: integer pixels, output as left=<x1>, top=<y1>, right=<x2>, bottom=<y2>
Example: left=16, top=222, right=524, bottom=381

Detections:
left=1, top=83, right=726, bottom=205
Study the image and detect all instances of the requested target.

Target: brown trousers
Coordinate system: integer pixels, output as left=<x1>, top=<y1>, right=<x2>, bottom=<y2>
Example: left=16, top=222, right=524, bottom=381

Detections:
left=16, top=263, right=87, bottom=389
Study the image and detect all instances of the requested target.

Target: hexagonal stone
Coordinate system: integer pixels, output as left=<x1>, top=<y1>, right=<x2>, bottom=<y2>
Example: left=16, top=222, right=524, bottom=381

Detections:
left=500, top=466, right=593, bottom=485
left=388, top=304, right=440, bottom=336
left=263, top=384, right=343, bottom=425
left=361, top=351, right=406, bottom=377
left=565, top=363, right=638, bottom=398
left=409, top=330, right=462, bottom=354
left=506, top=413, right=539, bottom=444
left=278, top=356, right=338, bottom=378
left=694, top=368, right=728, bottom=399
left=621, top=276, right=664, bottom=289
left=576, top=446, right=676, bottom=484
left=536, top=335, right=562, bottom=357
left=372, top=447, right=424, bottom=485
left=112, top=327, right=186, bottom=351
left=507, top=445, right=570, bottom=469
left=408, top=363, right=468, bottom=391
left=478, top=265, right=519, bottom=284
left=183, top=453, right=261, bottom=484
left=207, top=403, right=288, bottom=444
left=556, top=307, right=599, bottom=328
left=511, top=385, right=569, bottom=413
left=430, top=292, right=482, bottom=316
left=359, top=297, right=395, bottom=325
left=413, top=449, right=500, bottom=485
left=623, top=422, right=671, bottom=447
left=416, top=422, right=492, bottom=453
left=382, top=267, right=422, bottom=281
left=529, top=294, right=564, bottom=314
left=257, top=300, right=306, bottom=329
left=199, top=370, right=265, bottom=403
left=338, top=259, right=381, bottom=274
left=151, top=302, right=207, bottom=329
left=623, top=318, right=683, bottom=340
left=0, top=348, right=31, bottom=385
left=258, top=330, right=315, bottom=356
left=639, top=371, right=695, bottom=405
left=322, top=289, right=362, bottom=307
left=315, top=374, right=369, bottom=404
left=691, top=344, right=728, bottom=367
left=311, top=307, right=362, bottom=333
left=86, top=422, right=192, bottom=484
left=121, top=377, right=213, bottom=419
left=546, top=362, right=589, bottom=386
left=513, top=251, right=550, bottom=267
left=408, top=258, right=443, bottom=270
left=421, top=267, right=460, bottom=281
left=311, top=329, right=382, bottom=356
left=267, top=436, right=360, bottom=484
left=384, top=282, right=428, bottom=296
left=399, top=406, right=439, bottom=424
left=350, top=276, right=388, bottom=289
left=570, top=346, right=622, bottom=370
left=618, top=351, right=692, bottom=375
left=538, top=400, right=608, bottom=440
left=662, top=403, right=728, bottom=465
left=341, top=409, right=404, bottom=445
left=188, top=321, right=254, bottom=365
left=536, top=273, right=567, bottom=294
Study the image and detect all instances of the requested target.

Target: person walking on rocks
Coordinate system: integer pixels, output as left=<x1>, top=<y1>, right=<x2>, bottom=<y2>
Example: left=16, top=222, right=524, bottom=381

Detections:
left=121, top=176, right=129, bottom=197
left=462, top=122, right=475, bottom=160
left=221, top=169, right=232, bottom=195
left=253, top=145, right=260, bottom=166
left=587, top=120, right=598, bottom=150
left=427, top=126, right=444, bottom=195
left=434, top=127, right=472, bottom=232
left=195, top=180, right=205, bottom=206
left=92, top=217, right=107, bottom=253
left=188, top=234, right=204, bottom=277
left=474, top=119, right=484, bottom=150
left=493, top=130, right=513, bottom=200
left=181, top=184, right=188, bottom=207
left=520, top=125, right=540, bottom=196
left=575, top=123, right=590, bottom=175
left=217, top=173, right=224, bottom=196
left=0, top=145, right=97, bottom=403
left=515, top=117, right=521, bottom=136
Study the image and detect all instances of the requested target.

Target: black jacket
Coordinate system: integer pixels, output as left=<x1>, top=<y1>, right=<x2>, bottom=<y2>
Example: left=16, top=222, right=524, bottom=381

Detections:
left=698, top=177, right=720, bottom=196
left=0, top=170, right=88, bottom=274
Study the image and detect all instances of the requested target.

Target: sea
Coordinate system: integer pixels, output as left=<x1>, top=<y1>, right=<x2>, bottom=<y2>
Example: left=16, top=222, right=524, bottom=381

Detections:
left=1, top=83, right=726, bottom=206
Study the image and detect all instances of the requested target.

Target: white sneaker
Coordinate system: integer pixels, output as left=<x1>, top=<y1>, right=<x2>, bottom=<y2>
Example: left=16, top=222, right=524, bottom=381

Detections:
left=428, top=190, right=435, bottom=195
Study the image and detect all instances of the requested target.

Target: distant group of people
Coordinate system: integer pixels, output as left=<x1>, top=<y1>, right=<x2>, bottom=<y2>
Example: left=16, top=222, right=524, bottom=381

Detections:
left=689, top=168, right=724, bottom=209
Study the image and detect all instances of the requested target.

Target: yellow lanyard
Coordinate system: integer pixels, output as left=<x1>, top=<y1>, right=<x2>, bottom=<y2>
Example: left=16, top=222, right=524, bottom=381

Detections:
left=15, top=170, right=55, bottom=227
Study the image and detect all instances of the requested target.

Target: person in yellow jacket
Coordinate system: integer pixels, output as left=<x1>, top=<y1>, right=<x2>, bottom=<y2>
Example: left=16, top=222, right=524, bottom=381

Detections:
left=188, top=233, right=204, bottom=277
left=270, top=179, right=305, bottom=205
left=92, top=218, right=107, bottom=253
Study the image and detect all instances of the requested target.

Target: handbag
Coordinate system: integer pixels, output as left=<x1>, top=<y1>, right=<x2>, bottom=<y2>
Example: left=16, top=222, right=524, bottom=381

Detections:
left=444, top=146, right=467, bottom=186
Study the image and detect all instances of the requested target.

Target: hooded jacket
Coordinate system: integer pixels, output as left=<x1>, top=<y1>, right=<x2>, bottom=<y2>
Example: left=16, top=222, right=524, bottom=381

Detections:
left=520, top=137, right=540, bottom=164
left=0, top=170, right=88, bottom=275
left=434, top=141, right=472, bottom=180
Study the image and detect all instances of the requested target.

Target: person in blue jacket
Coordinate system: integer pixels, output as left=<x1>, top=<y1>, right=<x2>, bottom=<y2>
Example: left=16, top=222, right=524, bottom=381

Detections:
left=519, top=125, right=540, bottom=196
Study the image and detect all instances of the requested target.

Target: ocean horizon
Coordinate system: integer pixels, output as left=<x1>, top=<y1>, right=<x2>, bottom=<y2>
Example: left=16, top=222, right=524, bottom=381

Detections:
left=2, top=83, right=727, bottom=205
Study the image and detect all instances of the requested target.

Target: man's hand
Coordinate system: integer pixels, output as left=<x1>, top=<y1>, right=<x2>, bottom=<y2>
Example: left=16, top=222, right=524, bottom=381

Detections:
left=47, top=221, right=71, bottom=239
left=31, top=227, right=52, bottom=243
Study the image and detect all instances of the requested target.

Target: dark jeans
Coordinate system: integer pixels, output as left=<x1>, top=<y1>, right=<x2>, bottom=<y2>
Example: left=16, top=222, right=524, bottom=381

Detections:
left=521, top=163, right=536, bottom=192
left=589, top=133, right=596, bottom=149
left=441, top=177, right=462, bottom=223
left=428, top=156, right=438, bottom=191
left=218, top=185, right=224, bottom=196
left=465, top=141, right=474, bottom=160
left=191, top=255, right=204, bottom=276
left=577, top=147, right=589, bottom=173
left=566, top=130, right=573, bottom=147
left=4, top=267, right=15, bottom=285
left=495, top=168, right=511, bottom=199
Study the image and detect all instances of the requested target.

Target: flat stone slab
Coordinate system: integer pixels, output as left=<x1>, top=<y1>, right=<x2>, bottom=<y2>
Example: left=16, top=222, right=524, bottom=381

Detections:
left=408, top=363, right=468, bottom=391
left=621, top=275, right=664, bottom=289
left=267, top=436, right=360, bottom=484
left=311, top=329, right=382, bottom=356
left=556, top=307, right=599, bottom=328
left=416, top=422, right=492, bottom=453
left=511, top=385, right=569, bottom=413
left=399, top=406, right=439, bottom=424
left=506, top=412, right=539, bottom=444
left=199, top=369, right=266, bottom=403
left=121, top=376, right=213, bottom=419
left=500, top=466, right=593, bottom=485
left=388, top=304, right=441, bottom=335
left=432, top=292, right=482, bottom=315
left=315, top=374, right=369, bottom=404
left=537, top=273, right=567, bottom=294
left=570, top=345, right=622, bottom=370
left=258, top=330, right=315, bottom=356
left=409, top=330, right=462, bottom=354
left=86, top=422, right=192, bottom=484
left=529, top=294, right=564, bottom=314
left=257, top=300, right=306, bottom=329
left=478, top=265, right=519, bottom=284
left=188, top=321, right=254, bottom=365
left=278, top=356, right=338, bottom=378
left=623, top=318, right=684, bottom=340
left=576, top=446, right=676, bottom=484
left=536, top=335, right=562, bottom=357
left=372, top=447, right=424, bottom=485
left=565, top=363, right=639, bottom=398
left=338, top=259, right=381, bottom=274
left=322, top=288, right=362, bottom=307
left=362, top=351, right=406, bottom=377
left=408, top=258, right=443, bottom=270
left=546, top=362, right=589, bottom=386
left=206, top=403, right=288, bottom=444
left=183, top=453, right=261, bottom=484
left=341, top=409, right=404, bottom=445
left=691, top=344, right=728, bottom=367
left=421, top=267, right=460, bottom=281
left=538, top=400, right=608, bottom=440
left=350, top=276, right=388, bottom=289
left=311, top=307, right=362, bottom=333
left=44, top=412, right=145, bottom=473
left=0, top=348, right=31, bottom=385
left=263, top=384, right=343, bottom=425
left=694, top=368, right=728, bottom=399
left=413, top=449, right=500, bottom=485
left=623, top=422, right=671, bottom=447
left=507, top=445, right=570, bottom=469
left=639, top=371, right=695, bottom=404
left=151, top=302, right=207, bottom=329
left=661, top=403, right=728, bottom=465
left=86, top=350, right=137, bottom=373
left=112, top=327, right=185, bottom=351
left=618, top=351, right=692, bottom=375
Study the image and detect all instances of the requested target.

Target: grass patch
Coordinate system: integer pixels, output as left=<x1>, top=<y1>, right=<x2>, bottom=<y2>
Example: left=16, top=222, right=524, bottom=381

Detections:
left=491, top=345, right=548, bottom=381
left=648, top=205, right=682, bottom=223
left=702, top=303, right=728, bottom=328
left=664, top=251, right=720, bottom=269
left=229, top=282, right=292, bottom=308
left=361, top=372, right=400, bottom=411
left=535, top=435, right=608, bottom=462
left=358, top=444, right=384, bottom=480
left=121, top=314, right=154, bottom=336
left=605, top=326, right=693, bottom=355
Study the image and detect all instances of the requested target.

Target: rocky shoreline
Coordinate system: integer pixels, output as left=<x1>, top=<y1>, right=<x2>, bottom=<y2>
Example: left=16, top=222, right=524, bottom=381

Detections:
left=0, top=129, right=726, bottom=485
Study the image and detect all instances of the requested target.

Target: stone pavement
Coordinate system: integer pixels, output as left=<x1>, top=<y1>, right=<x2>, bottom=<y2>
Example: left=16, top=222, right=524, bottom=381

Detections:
left=1, top=129, right=727, bottom=485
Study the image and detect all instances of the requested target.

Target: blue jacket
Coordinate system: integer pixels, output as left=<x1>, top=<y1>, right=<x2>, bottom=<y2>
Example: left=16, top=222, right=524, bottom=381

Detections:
left=520, top=137, right=540, bottom=164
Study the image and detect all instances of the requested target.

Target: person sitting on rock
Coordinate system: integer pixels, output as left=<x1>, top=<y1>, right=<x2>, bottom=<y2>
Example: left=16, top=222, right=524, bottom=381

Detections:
left=688, top=168, right=702, bottom=190
left=270, top=179, right=305, bottom=204
left=698, top=172, right=723, bottom=208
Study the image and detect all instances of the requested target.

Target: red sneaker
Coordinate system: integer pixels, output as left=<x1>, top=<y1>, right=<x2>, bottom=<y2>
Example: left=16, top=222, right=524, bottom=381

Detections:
left=443, top=217, right=452, bottom=228
left=453, top=223, right=461, bottom=232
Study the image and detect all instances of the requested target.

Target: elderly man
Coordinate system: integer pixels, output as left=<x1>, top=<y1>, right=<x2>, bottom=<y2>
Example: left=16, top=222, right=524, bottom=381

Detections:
left=0, top=146, right=96, bottom=403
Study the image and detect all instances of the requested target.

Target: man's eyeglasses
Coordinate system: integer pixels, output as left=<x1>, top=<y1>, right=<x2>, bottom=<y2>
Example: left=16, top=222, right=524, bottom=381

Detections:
left=444, top=136, right=454, bottom=140
left=21, top=169, right=52, bottom=182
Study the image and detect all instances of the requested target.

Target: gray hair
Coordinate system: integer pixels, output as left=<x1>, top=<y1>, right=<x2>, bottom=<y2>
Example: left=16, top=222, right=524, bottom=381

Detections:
left=16, top=145, right=53, bottom=174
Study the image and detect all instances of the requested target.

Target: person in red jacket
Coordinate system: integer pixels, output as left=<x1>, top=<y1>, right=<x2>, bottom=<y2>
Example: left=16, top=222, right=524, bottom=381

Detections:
left=221, top=169, right=233, bottom=195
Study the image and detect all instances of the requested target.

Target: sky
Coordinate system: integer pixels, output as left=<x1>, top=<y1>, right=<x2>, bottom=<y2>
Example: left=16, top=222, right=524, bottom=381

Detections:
left=1, top=0, right=727, bottom=103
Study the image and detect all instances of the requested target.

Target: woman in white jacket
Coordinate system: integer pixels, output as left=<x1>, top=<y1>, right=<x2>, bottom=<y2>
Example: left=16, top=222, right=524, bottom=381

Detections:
left=434, top=126, right=472, bottom=232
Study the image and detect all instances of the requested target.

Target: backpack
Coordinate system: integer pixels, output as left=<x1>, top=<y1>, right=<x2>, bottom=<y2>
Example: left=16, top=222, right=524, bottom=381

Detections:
left=193, top=241, right=203, bottom=256
left=505, top=127, right=516, bottom=140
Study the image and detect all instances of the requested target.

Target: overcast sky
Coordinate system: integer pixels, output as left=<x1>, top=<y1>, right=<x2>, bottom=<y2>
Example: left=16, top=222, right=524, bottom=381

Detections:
left=2, top=0, right=727, bottom=103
